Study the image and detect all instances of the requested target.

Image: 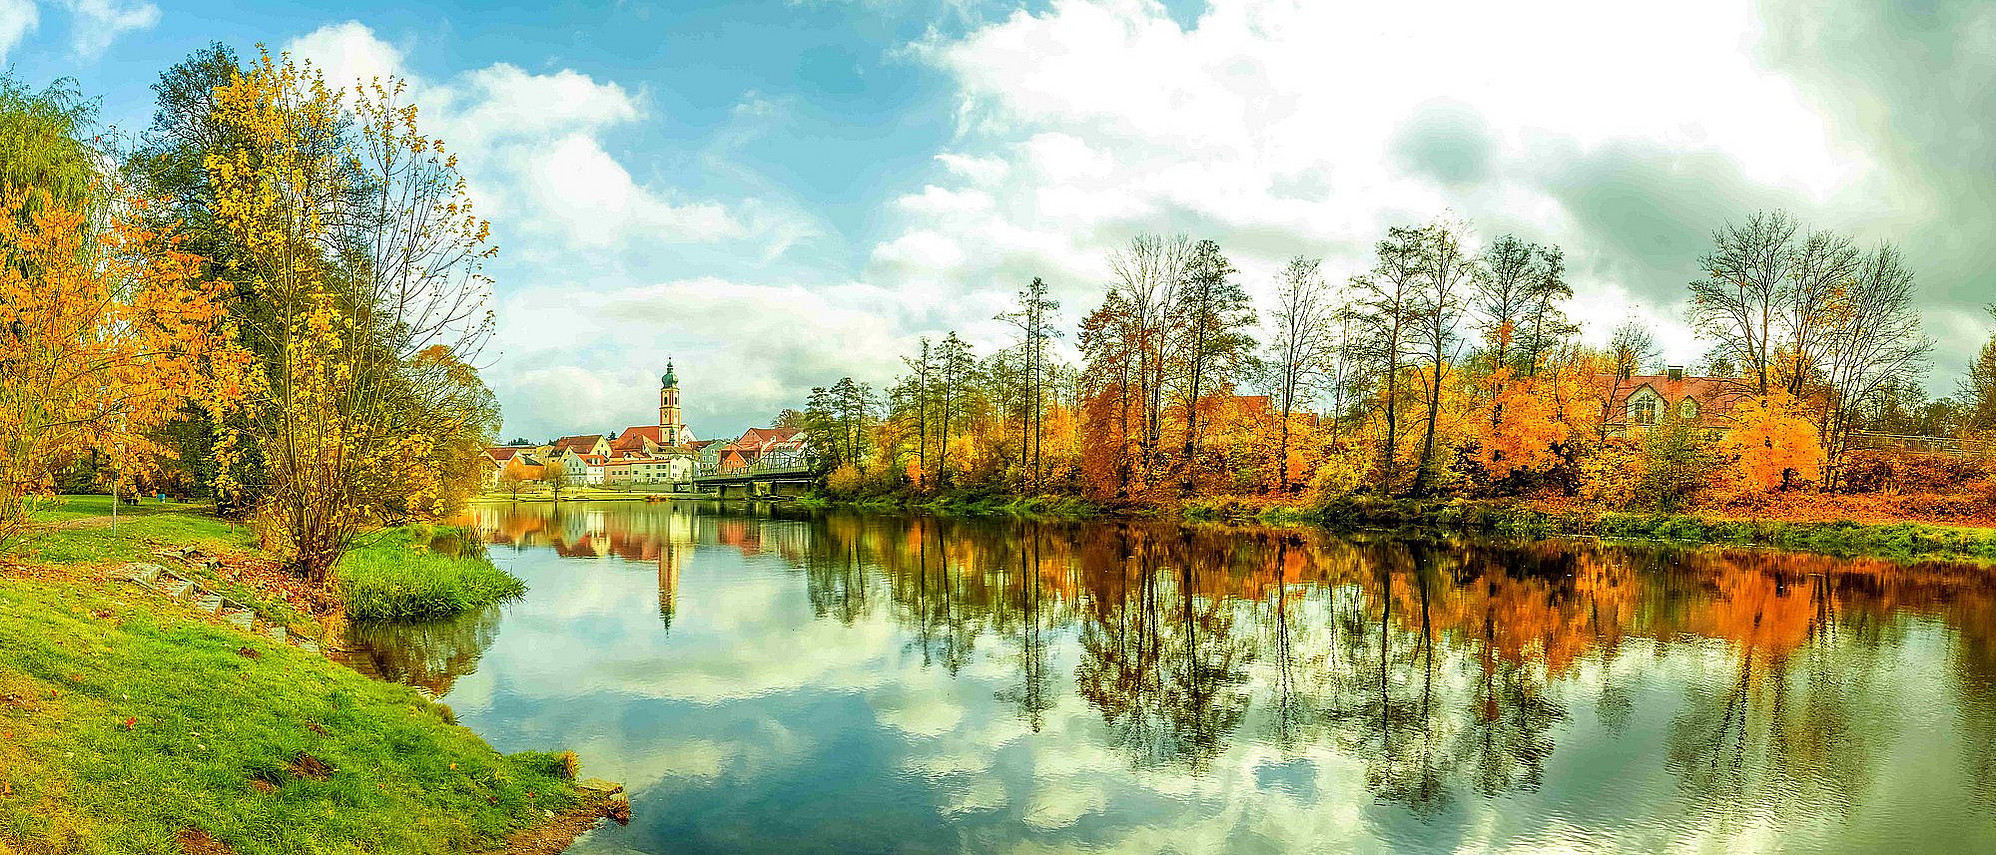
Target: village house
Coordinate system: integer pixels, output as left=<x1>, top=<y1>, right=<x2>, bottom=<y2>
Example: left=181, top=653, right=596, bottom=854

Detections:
left=1600, top=366, right=1743, bottom=438
left=551, top=434, right=612, bottom=459
left=715, top=427, right=809, bottom=473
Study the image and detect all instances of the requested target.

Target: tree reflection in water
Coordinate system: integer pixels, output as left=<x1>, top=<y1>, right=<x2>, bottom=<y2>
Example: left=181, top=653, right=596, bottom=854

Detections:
left=355, top=501, right=1996, bottom=826
left=780, top=512, right=1996, bottom=815
left=341, top=604, right=504, bottom=696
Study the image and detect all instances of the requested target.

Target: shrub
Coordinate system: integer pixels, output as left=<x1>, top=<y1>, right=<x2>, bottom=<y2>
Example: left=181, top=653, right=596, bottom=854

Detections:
left=336, top=526, right=524, bottom=621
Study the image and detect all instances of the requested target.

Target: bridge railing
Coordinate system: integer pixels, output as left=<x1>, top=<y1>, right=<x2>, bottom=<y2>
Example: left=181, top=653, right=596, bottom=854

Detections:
left=690, top=456, right=815, bottom=481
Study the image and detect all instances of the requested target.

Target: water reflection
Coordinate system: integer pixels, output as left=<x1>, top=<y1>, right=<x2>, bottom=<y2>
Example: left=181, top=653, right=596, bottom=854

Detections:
left=345, top=502, right=1996, bottom=853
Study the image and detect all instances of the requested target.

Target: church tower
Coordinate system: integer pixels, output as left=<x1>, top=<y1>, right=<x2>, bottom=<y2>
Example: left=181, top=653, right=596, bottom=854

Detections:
left=659, top=359, right=685, bottom=443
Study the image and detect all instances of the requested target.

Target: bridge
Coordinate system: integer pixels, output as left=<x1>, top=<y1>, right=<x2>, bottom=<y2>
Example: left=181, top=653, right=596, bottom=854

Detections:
left=686, top=459, right=816, bottom=498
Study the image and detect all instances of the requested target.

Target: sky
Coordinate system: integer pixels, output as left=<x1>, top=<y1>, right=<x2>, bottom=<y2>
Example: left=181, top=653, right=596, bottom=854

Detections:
left=3, top=0, right=1992, bottom=441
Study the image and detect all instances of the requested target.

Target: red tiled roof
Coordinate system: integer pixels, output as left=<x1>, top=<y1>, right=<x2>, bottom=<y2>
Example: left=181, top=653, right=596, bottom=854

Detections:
left=552, top=434, right=605, bottom=452
left=1600, top=373, right=1747, bottom=427
left=486, top=447, right=524, bottom=463
left=611, top=426, right=665, bottom=453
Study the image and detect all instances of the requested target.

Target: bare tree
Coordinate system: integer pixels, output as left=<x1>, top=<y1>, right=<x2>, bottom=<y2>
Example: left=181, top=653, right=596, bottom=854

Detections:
left=1106, top=233, right=1192, bottom=486
left=1782, top=229, right=1863, bottom=396
left=1816, top=245, right=1931, bottom=485
left=1689, top=211, right=1797, bottom=395
left=1266, top=256, right=1337, bottom=492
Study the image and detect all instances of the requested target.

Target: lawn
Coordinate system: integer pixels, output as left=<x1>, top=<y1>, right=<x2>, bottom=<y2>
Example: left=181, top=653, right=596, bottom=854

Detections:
left=0, top=498, right=583, bottom=854
left=0, top=576, right=580, bottom=854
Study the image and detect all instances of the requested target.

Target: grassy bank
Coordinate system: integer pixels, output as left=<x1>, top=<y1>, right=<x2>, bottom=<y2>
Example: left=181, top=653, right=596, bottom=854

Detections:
left=0, top=499, right=588, bottom=854
left=1314, top=495, right=1996, bottom=562
left=0, top=574, right=582, bottom=854
left=800, top=487, right=1996, bottom=563
left=0, top=497, right=590, bottom=851
left=336, top=526, right=524, bottom=622
left=796, top=490, right=1112, bottom=519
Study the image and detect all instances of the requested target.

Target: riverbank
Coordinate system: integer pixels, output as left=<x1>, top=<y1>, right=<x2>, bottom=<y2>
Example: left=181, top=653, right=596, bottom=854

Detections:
left=798, top=488, right=1996, bottom=563
left=0, top=497, right=606, bottom=854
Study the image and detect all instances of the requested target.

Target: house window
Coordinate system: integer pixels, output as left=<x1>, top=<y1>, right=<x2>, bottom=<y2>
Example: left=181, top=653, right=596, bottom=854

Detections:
left=1632, top=399, right=1657, bottom=426
left=1679, top=399, right=1698, bottom=420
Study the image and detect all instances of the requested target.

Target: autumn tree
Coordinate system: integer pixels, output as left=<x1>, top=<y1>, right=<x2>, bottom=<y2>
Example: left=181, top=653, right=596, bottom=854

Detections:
left=1518, top=247, right=1576, bottom=378
left=933, top=332, right=978, bottom=488
left=1409, top=221, right=1473, bottom=497
left=498, top=456, right=535, bottom=501
left=1105, top=233, right=1192, bottom=488
left=1172, top=239, right=1257, bottom=491
left=998, top=276, right=1061, bottom=492
left=805, top=377, right=880, bottom=475
left=0, top=185, right=240, bottom=544
left=894, top=339, right=936, bottom=487
left=1265, top=256, right=1336, bottom=492
left=1598, top=321, right=1659, bottom=440
left=1719, top=391, right=1825, bottom=492
left=1079, top=288, right=1141, bottom=497
left=205, top=50, right=496, bottom=582
left=543, top=457, right=572, bottom=501
left=1353, top=227, right=1425, bottom=491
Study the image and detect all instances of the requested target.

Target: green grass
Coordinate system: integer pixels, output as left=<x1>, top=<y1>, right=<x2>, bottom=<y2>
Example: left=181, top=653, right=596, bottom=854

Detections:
left=1314, top=494, right=1996, bottom=562
left=4, top=496, right=316, bottom=633
left=0, top=576, right=579, bottom=854
left=335, top=526, right=525, bottom=622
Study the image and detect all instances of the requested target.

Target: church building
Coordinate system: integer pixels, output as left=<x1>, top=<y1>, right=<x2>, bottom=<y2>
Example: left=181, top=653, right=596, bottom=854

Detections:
left=604, top=360, right=702, bottom=485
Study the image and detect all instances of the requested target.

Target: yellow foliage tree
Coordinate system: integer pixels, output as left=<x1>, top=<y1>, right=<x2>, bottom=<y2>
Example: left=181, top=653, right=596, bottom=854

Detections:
left=0, top=185, right=241, bottom=543
left=205, top=49, right=496, bottom=582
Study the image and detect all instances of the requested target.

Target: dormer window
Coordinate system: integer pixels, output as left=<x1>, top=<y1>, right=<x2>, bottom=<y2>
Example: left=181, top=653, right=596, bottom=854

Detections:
left=1633, top=400, right=1657, bottom=425
left=1679, top=399, right=1698, bottom=420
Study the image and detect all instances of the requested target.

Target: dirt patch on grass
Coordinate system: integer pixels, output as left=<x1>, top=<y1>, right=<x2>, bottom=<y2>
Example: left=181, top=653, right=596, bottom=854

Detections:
left=175, top=829, right=237, bottom=855
left=286, top=753, right=334, bottom=781
left=472, top=792, right=628, bottom=855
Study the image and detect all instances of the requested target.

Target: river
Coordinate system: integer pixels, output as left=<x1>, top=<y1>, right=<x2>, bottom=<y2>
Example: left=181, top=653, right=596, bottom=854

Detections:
left=342, top=500, right=1996, bottom=854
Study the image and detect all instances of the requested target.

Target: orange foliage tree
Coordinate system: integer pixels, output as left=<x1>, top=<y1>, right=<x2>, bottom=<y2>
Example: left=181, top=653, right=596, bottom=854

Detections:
left=0, top=185, right=241, bottom=544
left=1718, top=391, right=1826, bottom=492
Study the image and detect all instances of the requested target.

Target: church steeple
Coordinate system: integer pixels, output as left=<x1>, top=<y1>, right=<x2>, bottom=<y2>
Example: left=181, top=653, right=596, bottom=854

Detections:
left=658, top=358, right=685, bottom=442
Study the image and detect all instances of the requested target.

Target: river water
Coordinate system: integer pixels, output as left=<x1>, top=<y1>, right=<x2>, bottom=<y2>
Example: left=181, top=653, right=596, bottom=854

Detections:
left=342, top=501, right=1996, bottom=854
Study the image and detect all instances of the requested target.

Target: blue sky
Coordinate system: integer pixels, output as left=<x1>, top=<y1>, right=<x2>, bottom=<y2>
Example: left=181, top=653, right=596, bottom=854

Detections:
left=5, top=0, right=1993, bottom=440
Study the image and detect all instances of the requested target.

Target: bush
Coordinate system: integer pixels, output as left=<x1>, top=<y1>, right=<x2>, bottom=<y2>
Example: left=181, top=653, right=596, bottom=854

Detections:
left=336, top=526, right=525, bottom=621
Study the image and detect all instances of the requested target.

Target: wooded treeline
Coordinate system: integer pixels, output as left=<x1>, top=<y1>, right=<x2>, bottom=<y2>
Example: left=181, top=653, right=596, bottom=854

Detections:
left=794, top=214, right=1982, bottom=514
left=1, top=47, right=501, bottom=580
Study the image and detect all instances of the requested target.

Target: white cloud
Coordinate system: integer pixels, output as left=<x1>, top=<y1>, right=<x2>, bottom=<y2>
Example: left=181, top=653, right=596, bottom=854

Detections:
left=283, top=21, right=747, bottom=256
left=60, top=0, right=157, bottom=58
left=872, top=0, right=1872, bottom=366
left=0, top=0, right=35, bottom=62
left=284, top=19, right=404, bottom=91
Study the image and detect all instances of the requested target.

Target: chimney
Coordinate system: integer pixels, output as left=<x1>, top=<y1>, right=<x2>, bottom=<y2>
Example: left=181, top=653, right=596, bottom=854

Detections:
left=1666, top=365, right=1685, bottom=382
